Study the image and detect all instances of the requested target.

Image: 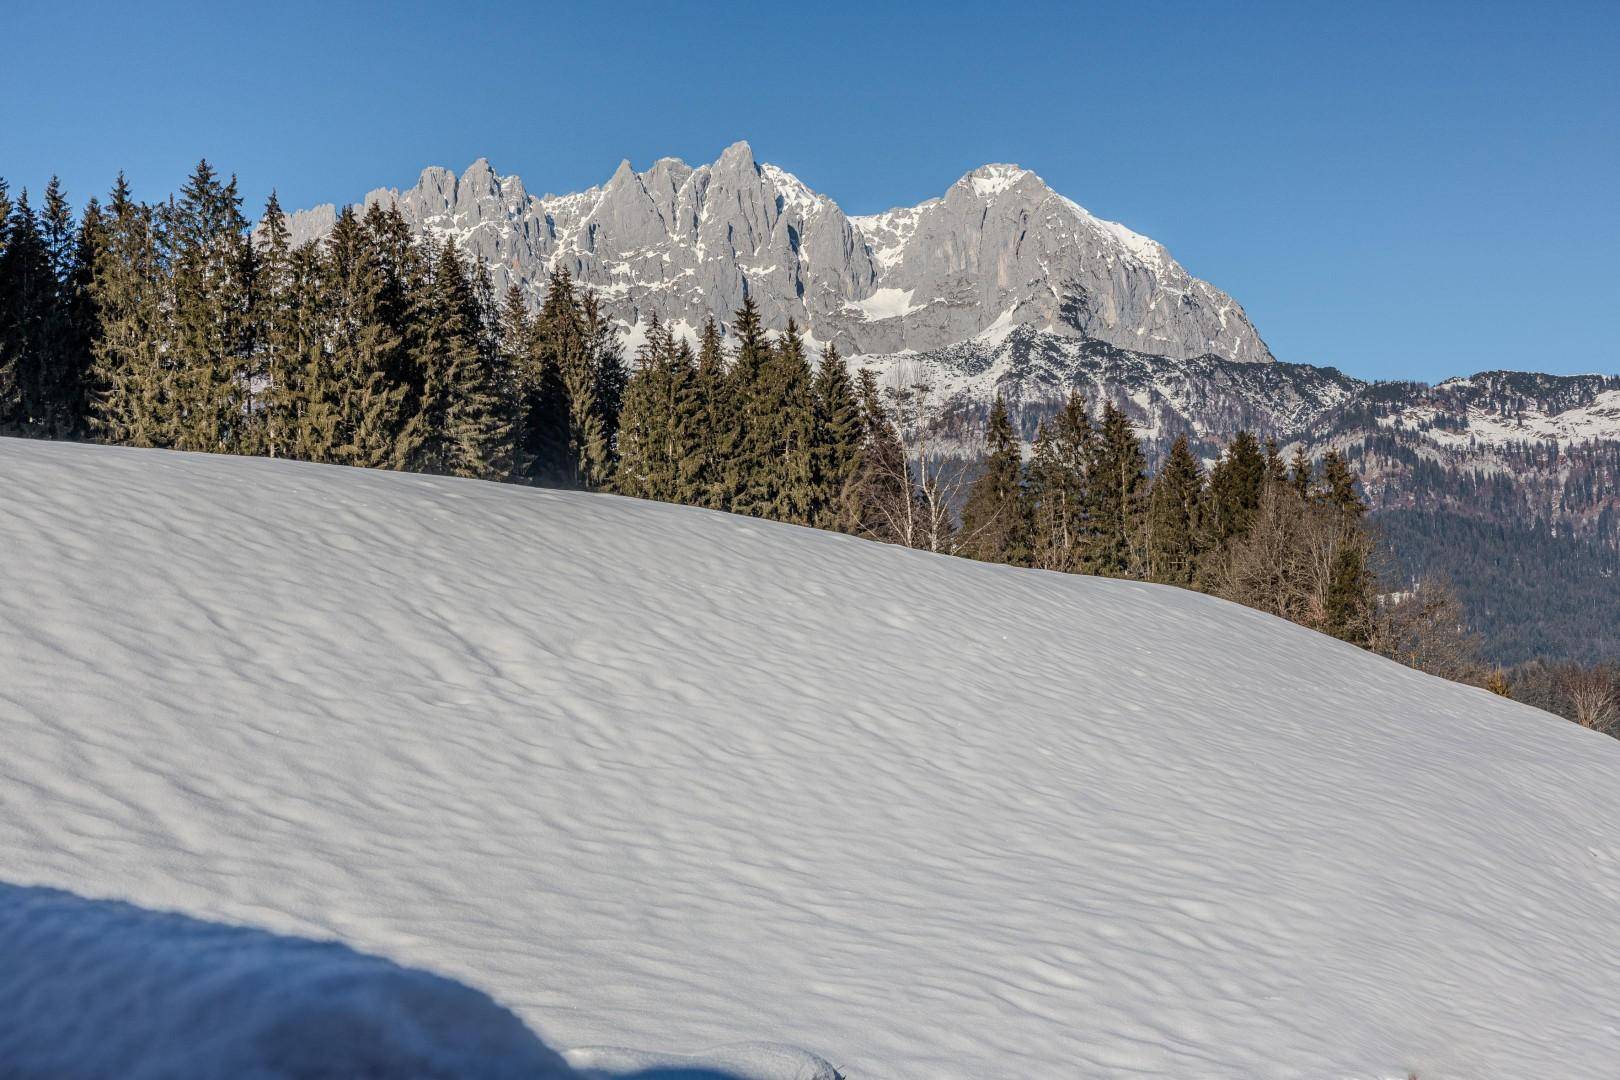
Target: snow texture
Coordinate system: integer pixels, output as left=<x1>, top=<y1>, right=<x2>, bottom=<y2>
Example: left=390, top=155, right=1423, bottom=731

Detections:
left=4, top=439, right=1620, bottom=1079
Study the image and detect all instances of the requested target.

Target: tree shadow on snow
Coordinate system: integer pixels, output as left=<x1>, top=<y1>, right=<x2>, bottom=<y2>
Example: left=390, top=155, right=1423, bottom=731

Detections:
left=0, top=881, right=784, bottom=1079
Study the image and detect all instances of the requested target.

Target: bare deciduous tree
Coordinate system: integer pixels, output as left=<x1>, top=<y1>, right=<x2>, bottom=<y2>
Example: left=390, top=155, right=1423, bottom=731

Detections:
left=1377, top=577, right=1482, bottom=683
left=1563, top=666, right=1619, bottom=734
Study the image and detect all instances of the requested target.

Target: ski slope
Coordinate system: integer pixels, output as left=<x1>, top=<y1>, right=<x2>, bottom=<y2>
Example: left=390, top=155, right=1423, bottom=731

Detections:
left=3, top=438, right=1619, bottom=1078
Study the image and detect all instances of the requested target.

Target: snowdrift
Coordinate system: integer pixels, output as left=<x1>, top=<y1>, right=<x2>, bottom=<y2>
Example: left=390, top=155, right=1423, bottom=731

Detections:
left=3, top=439, right=1619, bottom=1078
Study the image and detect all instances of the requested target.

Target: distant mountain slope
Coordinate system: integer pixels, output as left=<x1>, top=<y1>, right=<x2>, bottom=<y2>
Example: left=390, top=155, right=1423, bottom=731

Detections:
left=1377, top=509, right=1620, bottom=665
left=283, top=142, right=1273, bottom=363
left=5, top=438, right=1620, bottom=1079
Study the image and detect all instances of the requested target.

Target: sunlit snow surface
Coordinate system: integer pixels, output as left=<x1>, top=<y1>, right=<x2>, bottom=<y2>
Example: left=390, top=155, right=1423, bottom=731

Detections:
left=3, top=439, right=1620, bottom=1078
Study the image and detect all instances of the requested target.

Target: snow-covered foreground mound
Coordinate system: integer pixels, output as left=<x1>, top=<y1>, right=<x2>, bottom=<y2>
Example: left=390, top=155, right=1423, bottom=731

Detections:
left=3, top=440, right=1619, bottom=1079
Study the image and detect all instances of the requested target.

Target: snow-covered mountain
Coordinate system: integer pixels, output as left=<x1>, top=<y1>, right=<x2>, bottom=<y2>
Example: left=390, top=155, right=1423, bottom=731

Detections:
left=280, top=145, right=1620, bottom=593
left=283, top=141, right=1274, bottom=363
left=5, top=438, right=1620, bottom=1078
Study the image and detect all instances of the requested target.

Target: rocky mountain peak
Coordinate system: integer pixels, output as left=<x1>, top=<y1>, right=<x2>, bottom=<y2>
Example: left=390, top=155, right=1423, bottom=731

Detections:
left=280, top=142, right=1274, bottom=364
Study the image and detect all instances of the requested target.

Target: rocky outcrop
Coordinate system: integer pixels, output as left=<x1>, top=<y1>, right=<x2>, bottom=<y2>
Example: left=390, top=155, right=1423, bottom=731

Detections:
left=283, top=142, right=1272, bottom=363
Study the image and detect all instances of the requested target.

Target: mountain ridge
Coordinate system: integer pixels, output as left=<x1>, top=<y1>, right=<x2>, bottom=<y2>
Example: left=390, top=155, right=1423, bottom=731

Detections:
left=282, top=141, right=1275, bottom=364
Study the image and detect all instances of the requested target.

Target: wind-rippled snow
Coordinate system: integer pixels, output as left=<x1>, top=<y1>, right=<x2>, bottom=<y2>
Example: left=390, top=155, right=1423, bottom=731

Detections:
left=3, top=439, right=1619, bottom=1078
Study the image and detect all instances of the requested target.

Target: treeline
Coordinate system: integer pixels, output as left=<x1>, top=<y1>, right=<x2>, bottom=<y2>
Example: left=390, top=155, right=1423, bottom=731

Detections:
left=0, top=162, right=1565, bottom=708
left=0, top=164, right=627, bottom=484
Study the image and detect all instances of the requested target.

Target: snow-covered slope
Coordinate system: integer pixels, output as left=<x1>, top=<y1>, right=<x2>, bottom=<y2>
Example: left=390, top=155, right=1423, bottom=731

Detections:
left=4, top=439, right=1620, bottom=1079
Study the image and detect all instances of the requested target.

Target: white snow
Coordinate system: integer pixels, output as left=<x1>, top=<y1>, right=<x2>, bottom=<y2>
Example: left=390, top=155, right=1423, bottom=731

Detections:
left=1377, top=389, right=1620, bottom=449
left=966, top=163, right=1030, bottom=198
left=845, top=286, right=918, bottom=321
left=4, top=438, right=1620, bottom=1079
left=974, top=304, right=1023, bottom=347
left=762, top=163, right=827, bottom=217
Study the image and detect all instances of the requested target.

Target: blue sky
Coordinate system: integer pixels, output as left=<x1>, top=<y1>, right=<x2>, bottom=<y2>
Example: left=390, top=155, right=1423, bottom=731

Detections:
left=4, top=0, right=1616, bottom=381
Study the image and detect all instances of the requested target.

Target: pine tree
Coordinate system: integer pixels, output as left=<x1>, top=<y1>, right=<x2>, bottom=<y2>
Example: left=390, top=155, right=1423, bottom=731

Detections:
left=1323, top=541, right=1375, bottom=645
left=0, top=179, right=11, bottom=260
left=88, top=175, right=172, bottom=447
left=614, top=314, right=676, bottom=500
left=811, top=341, right=861, bottom=529
left=958, top=396, right=1029, bottom=564
left=691, top=314, right=730, bottom=508
left=520, top=269, right=619, bottom=488
left=1207, top=429, right=1267, bottom=541
left=586, top=291, right=627, bottom=481
left=285, top=240, right=340, bottom=462
left=1086, top=400, right=1147, bottom=575
left=1263, top=436, right=1287, bottom=485
left=521, top=268, right=580, bottom=484
left=1317, top=449, right=1363, bottom=515
left=667, top=338, right=705, bottom=500
left=37, top=177, right=92, bottom=435
left=1025, top=391, right=1091, bottom=572
left=321, top=207, right=417, bottom=469
left=0, top=189, right=58, bottom=434
left=1145, top=433, right=1205, bottom=584
left=843, top=366, right=917, bottom=544
left=1289, top=444, right=1313, bottom=500
left=564, top=288, right=614, bottom=487
left=414, top=237, right=510, bottom=478
left=165, top=161, right=254, bottom=453
left=720, top=295, right=772, bottom=510
left=497, top=283, right=535, bottom=478
left=58, top=195, right=105, bottom=438
left=251, top=191, right=297, bottom=458
left=736, top=318, right=816, bottom=523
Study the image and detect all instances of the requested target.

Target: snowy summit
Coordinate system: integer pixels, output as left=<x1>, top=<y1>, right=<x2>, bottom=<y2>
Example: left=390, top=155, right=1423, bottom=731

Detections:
left=3, top=439, right=1620, bottom=1077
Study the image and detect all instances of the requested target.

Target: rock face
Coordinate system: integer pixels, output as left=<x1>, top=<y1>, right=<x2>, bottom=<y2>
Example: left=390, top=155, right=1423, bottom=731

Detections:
left=283, top=142, right=1273, bottom=363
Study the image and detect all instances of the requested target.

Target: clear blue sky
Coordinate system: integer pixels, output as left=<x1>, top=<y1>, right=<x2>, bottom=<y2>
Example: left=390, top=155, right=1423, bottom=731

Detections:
left=4, top=0, right=1616, bottom=381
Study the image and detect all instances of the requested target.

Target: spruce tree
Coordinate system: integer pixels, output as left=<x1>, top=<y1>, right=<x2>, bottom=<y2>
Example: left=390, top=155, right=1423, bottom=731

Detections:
left=58, top=196, right=105, bottom=438
left=323, top=207, right=417, bottom=470
left=522, top=268, right=580, bottom=484
left=614, top=314, right=676, bottom=500
left=736, top=318, right=816, bottom=523
left=564, top=288, right=614, bottom=487
left=1086, top=400, right=1147, bottom=576
left=811, top=341, right=861, bottom=529
left=585, top=291, right=627, bottom=480
left=1289, top=444, right=1313, bottom=500
left=88, top=175, right=172, bottom=447
left=1317, top=449, right=1363, bottom=515
left=285, top=240, right=340, bottom=462
left=1323, top=542, right=1375, bottom=645
left=958, top=396, right=1030, bottom=564
left=720, top=295, right=772, bottom=510
left=667, top=338, right=706, bottom=501
left=692, top=314, right=730, bottom=508
left=415, top=237, right=510, bottom=478
left=843, top=366, right=917, bottom=544
left=0, top=179, right=11, bottom=259
left=165, top=161, right=254, bottom=453
left=0, top=189, right=58, bottom=434
left=251, top=192, right=297, bottom=458
left=1024, top=391, right=1091, bottom=572
left=38, top=178, right=92, bottom=435
left=1145, top=433, right=1205, bottom=584
left=497, top=283, right=535, bottom=478
left=1207, top=429, right=1267, bottom=541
